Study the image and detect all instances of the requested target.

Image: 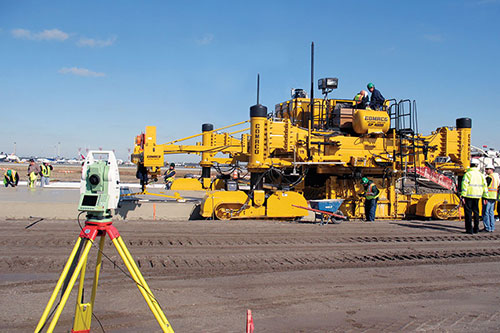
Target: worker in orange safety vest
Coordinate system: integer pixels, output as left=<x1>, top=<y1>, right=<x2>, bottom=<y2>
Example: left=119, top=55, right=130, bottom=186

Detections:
left=482, top=164, right=499, bottom=232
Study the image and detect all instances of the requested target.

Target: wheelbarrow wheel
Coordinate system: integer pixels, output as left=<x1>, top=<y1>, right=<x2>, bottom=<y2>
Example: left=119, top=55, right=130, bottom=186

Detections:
left=331, top=211, right=344, bottom=224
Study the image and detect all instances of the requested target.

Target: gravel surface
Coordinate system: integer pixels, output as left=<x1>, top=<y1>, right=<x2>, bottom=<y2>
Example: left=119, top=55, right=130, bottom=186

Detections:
left=1, top=218, right=499, bottom=332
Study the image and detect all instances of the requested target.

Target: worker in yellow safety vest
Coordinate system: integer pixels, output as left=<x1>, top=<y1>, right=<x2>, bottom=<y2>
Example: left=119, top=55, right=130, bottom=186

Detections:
left=482, top=164, right=499, bottom=232
left=361, top=177, right=380, bottom=222
left=460, top=159, right=487, bottom=234
left=164, top=163, right=176, bottom=190
left=40, top=162, right=53, bottom=187
left=27, top=159, right=40, bottom=189
left=4, top=169, right=19, bottom=187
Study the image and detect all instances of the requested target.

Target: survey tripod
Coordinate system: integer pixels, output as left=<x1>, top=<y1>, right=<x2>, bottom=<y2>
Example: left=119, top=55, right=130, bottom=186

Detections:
left=35, top=213, right=174, bottom=333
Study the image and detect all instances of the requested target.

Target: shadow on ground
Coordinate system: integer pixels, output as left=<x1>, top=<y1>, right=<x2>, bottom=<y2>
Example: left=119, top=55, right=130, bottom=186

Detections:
left=391, top=220, right=464, bottom=233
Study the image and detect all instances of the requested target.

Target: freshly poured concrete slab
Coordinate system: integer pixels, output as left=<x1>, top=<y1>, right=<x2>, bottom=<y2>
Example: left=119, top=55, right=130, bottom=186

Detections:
left=14, top=181, right=169, bottom=189
left=0, top=185, right=204, bottom=221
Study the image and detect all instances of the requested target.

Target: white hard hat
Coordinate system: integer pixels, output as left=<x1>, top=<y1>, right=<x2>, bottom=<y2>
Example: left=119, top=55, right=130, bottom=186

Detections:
left=470, top=158, right=480, bottom=166
left=485, top=164, right=495, bottom=170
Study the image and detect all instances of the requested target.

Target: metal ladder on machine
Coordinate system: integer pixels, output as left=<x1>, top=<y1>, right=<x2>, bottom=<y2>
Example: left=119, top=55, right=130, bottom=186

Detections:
left=389, top=101, right=457, bottom=193
left=389, top=99, right=419, bottom=195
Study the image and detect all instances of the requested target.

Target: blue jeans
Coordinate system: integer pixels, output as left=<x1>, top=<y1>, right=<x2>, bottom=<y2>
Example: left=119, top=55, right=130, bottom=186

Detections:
left=482, top=199, right=495, bottom=231
left=41, top=176, right=50, bottom=187
left=365, top=198, right=378, bottom=221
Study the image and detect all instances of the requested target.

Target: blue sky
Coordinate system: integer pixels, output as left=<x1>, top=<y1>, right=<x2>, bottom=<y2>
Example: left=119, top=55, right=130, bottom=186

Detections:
left=1, top=0, right=499, bottom=161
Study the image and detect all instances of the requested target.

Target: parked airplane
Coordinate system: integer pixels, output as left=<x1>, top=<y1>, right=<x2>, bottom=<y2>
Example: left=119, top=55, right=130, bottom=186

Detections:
left=5, top=154, right=21, bottom=163
left=36, top=158, right=54, bottom=164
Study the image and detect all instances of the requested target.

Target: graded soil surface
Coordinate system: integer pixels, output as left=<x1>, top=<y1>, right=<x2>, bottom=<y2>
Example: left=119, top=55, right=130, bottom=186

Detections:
left=1, top=218, right=500, bottom=332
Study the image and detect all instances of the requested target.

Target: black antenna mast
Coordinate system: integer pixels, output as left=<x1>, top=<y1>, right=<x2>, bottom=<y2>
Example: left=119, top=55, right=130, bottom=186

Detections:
left=257, top=73, right=260, bottom=105
left=310, top=42, right=314, bottom=104
left=309, top=42, right=314, bottom=126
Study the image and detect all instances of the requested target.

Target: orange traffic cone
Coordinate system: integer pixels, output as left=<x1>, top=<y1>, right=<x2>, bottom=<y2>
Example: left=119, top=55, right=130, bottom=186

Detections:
left=246, top=309, right=254, bottom=333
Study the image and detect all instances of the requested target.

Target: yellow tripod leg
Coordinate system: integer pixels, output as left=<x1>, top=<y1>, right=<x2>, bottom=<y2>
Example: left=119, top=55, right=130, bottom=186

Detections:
left=112, top=236, right=174, bottom=333
left=116, top=236, right=171, bottom=328
left=72, top=234, right=106, bottom=332
left=91, top=234, right=106, bottom=308
left=46, top=238, right=94, bottom=332
left=35, top=237, right=82, bottom=333
left=115, top=236, right=171, bottom=327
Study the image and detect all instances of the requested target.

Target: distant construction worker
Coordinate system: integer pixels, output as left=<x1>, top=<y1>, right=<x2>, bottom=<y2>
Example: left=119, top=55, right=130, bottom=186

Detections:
left=136, top=162, right=148, bottom=192
left=40, top=162, right=53, bottom=187
left=361, top=177, right=380, bottom=222
left=27, top=159, right=40, bottom=188
left=354, top=90, right=369, bottom=109
left=367, top=82, right=385, bottom=111
left=4, top=169, right=19, bottom=187
left=482, top=164, right=498, bottom=232
left=460, top=159, right=487, bottom=234
left=164, top=163, right=176, bottom=190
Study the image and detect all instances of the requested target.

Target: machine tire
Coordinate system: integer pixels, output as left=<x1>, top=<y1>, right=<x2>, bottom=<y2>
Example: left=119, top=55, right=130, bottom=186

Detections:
left=214, top=203, right=244, bottom=220
left=432, top=203, right=460, bottom=220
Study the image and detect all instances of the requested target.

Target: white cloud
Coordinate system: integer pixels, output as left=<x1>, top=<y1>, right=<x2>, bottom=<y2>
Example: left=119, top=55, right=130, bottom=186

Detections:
left=11, top=28, right=69, bottom=41
left=37, top=29, right=69, bottom=41
left=11, top=28, right=31, bottom=39
left=77, top=36, right=117, bottom=48
left=58, top=67, right=106, bottom=77
left=423, top=34, right=444, bottom=42
left=196, top=33, right=214, bottom=45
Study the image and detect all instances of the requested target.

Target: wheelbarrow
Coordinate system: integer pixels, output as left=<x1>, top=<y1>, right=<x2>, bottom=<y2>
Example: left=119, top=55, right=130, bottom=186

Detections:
left=293, top=199, right=347, bottom=225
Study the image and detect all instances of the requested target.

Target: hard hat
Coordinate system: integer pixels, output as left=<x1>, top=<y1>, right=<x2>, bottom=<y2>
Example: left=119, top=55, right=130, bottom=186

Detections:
left=470, top=158, right=480, bottom=166
left=361, top=177, right=369, bottom=184
left=367, top=83, right=374, bottom=89
left=170, top=163, right=175, bottom=167
left=485, top=164, right=495, bottom=170
left=7, top=170, right=12, bottom=176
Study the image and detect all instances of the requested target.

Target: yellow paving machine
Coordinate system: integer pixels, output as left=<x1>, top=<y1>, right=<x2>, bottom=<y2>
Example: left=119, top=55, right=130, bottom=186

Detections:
left=131, top=97, right=470, bottom=221
left=131, top=48, right=470, bottom=221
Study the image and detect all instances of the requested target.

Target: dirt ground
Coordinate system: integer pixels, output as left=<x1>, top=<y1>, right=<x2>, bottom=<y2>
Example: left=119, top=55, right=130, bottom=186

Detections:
left=1, top=218, right=499, bottom=332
